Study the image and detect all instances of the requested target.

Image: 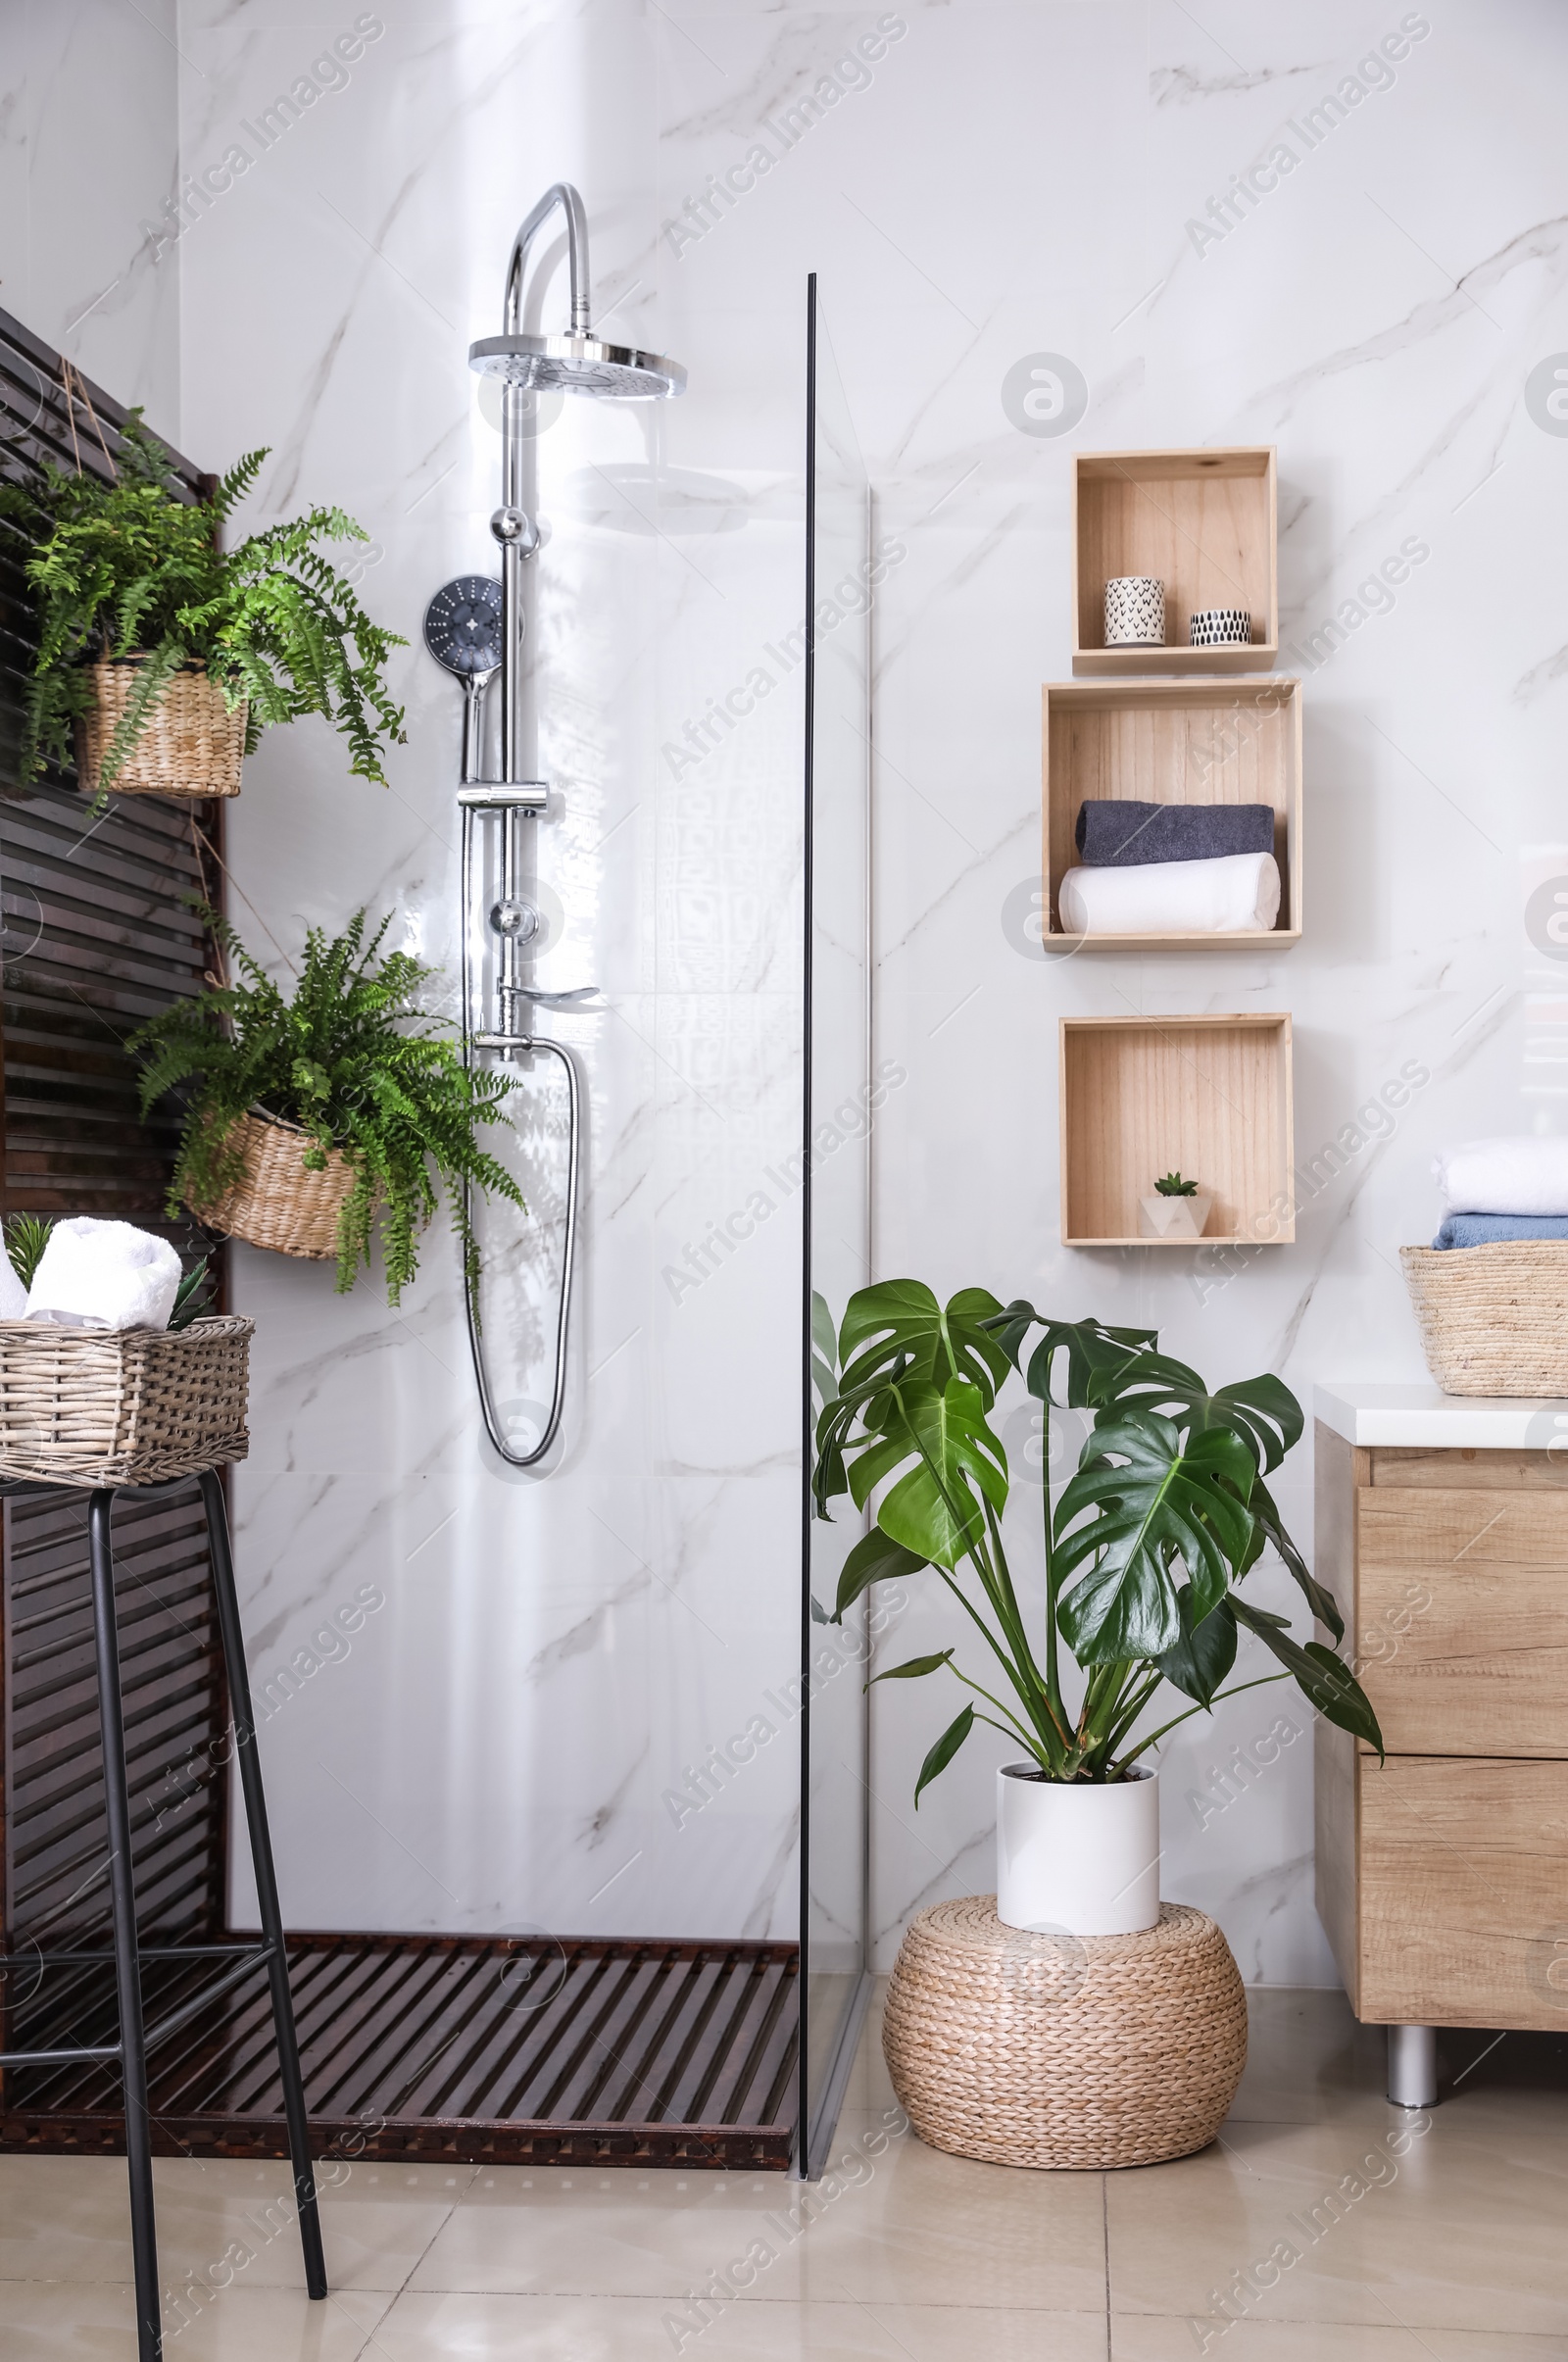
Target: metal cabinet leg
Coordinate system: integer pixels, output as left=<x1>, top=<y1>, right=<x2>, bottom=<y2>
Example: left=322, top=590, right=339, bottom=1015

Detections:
left=198, top=1470, right=328, bottom=2300
left=1387, top=2023, right=1437, bottom=2108
left=87, top=1490, right=162, bottom=2362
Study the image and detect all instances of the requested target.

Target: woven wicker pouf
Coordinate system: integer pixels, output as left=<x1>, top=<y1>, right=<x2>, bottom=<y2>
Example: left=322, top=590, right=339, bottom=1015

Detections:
left=883, top=1895, right=1247, bottom=2171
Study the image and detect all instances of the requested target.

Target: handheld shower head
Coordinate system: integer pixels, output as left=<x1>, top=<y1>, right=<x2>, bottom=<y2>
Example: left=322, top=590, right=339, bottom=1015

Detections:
left=467, top=181, right=686, bottom=400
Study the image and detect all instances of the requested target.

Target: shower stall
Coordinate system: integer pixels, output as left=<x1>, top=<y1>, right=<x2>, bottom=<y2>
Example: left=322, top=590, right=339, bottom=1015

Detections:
left=0, top=267, right=873, bottom=2176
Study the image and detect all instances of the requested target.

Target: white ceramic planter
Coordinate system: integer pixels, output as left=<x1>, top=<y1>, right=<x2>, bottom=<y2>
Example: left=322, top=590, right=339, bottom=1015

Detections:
left=996, top=1765, right=1160, bottom=1935
left=1139, top=1192, right=1212, bottom=1240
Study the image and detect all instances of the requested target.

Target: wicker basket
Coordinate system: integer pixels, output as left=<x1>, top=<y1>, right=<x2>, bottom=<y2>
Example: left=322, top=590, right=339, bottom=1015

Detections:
left=883, top=1895, right=1247, bottom=2171
left=1401, top=1243, right=1568, bottom=1396
left=187, top=1111, right=357, bottom=1261
left=0, top=1314, right=251, bottom=1487
left=74, top=659, right=246, bottom=800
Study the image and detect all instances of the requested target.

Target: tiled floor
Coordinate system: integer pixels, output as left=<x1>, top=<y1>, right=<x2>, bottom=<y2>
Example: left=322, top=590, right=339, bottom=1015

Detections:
left=3, top=1988, right=1564, bottom=2357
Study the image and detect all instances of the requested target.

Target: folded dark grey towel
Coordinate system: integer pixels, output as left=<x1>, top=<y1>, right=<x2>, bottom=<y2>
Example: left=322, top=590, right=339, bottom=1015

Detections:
left=1075, top=800, right=1277, bottom=867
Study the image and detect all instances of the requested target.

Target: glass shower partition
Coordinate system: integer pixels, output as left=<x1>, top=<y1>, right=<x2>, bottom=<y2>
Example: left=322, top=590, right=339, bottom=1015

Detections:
left=799, top=275, right=874, bottom=2177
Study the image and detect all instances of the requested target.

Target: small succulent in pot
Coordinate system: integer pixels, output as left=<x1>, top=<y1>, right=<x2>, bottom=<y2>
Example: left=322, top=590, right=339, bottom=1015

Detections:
left=1154, top=1171, right=1199, bottom=1197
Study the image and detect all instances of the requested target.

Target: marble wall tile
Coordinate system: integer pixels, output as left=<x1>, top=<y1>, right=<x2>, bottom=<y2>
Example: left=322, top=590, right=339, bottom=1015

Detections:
left=0, top=0, right=181, bottom=430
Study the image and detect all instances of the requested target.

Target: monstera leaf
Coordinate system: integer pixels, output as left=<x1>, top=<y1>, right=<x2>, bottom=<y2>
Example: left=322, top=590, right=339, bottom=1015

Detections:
left=1092, top=1353, right=1303, bottom=1475
left=1229, top=1596, right=1384, bottom=1754
left=832, top=1528, right=929, bottom=1621
left=1155, top=1588, right=1240, bottom=1707
left=1054, top=1414, right=1257, bottom=1663
left=838, top=1281, right=1011, bottom=1406
left=850, top=1375, right=1007, bottom=1570
left=814, top=1282, right=1008, bottom=1519
left=987, top=1303, right=1159, bottom=1411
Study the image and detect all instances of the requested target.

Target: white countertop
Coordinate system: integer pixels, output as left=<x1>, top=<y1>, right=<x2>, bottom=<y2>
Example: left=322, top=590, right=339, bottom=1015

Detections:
left=1314, top=1382, right=1568, bottom=1450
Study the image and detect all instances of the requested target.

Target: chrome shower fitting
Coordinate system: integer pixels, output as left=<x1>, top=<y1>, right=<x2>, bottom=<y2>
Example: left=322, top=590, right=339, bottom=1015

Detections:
left=422, top=182, right=686, bottom=1475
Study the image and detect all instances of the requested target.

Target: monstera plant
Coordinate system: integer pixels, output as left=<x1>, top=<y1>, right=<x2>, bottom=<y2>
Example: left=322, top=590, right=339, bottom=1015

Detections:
left=813, top=1282, right=1382, bottom=1800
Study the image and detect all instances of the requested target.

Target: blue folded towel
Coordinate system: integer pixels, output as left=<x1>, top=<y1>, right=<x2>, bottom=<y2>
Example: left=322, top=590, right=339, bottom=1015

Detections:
left=1433, top=1212, right=1568, bottom=1249
left=1075, top=800, right=1276, bottom=867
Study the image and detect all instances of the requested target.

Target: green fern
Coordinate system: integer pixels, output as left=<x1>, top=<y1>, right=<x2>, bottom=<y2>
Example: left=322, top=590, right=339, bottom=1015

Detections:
left=128, top=909, right=525, bottom=1304
left=0, top=411, right=406, bottom=798
left=3, top=1213, right=55, bottom=1292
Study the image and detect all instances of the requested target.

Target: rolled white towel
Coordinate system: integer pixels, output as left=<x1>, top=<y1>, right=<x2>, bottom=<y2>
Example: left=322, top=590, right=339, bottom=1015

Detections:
left=1435, top=1136, right=1568, bottom=1217
left=0, top=1250, right=25, bottom=1321
left=1058, top=851, right=1281, bottom=936
left=25, top=1218, right=182, bottom=1332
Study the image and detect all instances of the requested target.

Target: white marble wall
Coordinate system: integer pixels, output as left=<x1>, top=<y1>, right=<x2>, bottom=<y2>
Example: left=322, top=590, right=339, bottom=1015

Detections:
left=0, top=0, right=181, bottom=432
left=652, top=0, right=1568, bottom=1979
left=22, top=0, right=1565, bottom=1983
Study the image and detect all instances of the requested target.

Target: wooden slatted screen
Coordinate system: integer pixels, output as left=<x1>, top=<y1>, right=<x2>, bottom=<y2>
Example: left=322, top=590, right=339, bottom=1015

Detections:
left=0, top=307, right=229, bottom=1959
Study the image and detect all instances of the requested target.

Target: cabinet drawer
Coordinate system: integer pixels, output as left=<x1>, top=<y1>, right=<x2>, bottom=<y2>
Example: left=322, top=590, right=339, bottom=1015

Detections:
left=1354, top=1556, right=1568, bottom=1755
left=1358, top=1487, right=1568, bottom=1571
left=1356, top=1755, right=1568, bottom=2029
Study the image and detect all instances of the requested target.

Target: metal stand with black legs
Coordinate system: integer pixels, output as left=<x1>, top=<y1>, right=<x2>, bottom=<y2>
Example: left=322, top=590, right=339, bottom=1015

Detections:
left=0, top=1472, right=327, bottom=2362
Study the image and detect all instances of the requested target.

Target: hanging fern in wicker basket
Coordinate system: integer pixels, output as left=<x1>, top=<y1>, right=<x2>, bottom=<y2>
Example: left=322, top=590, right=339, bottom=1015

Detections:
left=129, top=908, right=525, bottom=1304
left=0, top=410, right=406, bottom=801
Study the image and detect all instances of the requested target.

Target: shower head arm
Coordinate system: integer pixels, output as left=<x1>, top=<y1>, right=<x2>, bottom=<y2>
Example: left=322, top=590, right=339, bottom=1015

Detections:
left=505, top=181, right=591, bottom=338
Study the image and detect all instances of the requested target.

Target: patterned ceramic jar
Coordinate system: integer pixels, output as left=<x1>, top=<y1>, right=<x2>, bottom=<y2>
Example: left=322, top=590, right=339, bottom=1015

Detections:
left=1103, top=576, right=1165, bottom=647
left=1189, top=607, right=1250, bottom=648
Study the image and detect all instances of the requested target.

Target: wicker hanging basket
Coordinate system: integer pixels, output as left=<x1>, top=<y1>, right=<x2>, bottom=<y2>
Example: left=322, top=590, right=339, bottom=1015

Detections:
left=0, top=1314, right=252, bottom=1487
left=883, top=1895, right=1247, bottom=2171
left=186, top=1111, right=357, bottom=1262
left=1401, top=1242, right=1568, bottom=1396
left=74, top=658, right=247, bottom=800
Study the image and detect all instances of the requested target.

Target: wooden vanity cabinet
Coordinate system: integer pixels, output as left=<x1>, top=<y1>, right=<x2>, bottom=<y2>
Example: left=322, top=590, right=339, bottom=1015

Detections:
left=1313, top=1422, right=1568, bottom=2030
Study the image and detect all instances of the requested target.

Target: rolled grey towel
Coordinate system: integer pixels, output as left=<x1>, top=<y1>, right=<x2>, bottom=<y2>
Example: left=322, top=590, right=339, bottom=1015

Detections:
left=1075, top=800, right=1276, bottom=867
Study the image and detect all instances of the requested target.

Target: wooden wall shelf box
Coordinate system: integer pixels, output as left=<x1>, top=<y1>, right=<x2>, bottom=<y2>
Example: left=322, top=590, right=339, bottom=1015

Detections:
left=1072, top=448, right=1278, bottom=676
left=1314, top=1389, right=1568, bottom=2033
left=1042, top=679, right=1302, bottom=950
left=1059, top=1013, right=1294, bottom=1248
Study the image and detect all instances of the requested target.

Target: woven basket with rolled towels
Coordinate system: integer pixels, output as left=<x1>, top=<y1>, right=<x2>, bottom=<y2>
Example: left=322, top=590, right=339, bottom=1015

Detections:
left=1404, top=1136, right=1568, bottom=1393
left=1059, top=852, right=1280, bottom=937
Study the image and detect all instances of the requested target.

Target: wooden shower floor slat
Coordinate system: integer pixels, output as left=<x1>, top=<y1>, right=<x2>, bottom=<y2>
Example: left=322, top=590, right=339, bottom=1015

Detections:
left=0, top=1932, right=800, bottom=2170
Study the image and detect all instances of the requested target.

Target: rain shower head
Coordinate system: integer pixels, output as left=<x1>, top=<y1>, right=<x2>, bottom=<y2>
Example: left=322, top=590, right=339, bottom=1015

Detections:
left=468, top=181, right=686, bottom=400
left=469, top=333, right=685, bottom=400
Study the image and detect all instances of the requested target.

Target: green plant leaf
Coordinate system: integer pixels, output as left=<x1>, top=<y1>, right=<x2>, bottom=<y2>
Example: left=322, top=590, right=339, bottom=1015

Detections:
left=1228, top=1596, right=1384, bottom=1756
left=1247, top=1473, right=1345, bottom=1643
left=1093, top=1354, right=1303, bottom=1476
left=914, top=1703, right=974, bottom=1805
left=997, top=1308, right=1159, bottom=1410
left=865, top=1375, right=1007, bottom=1570
left=838, top=1280, right=1011, bottom=1408
left=3, top=1212, right=53, bottom=1292
left=833, top=1528, right=930, bottom=1621
left=1155, top=1590, right=1239, bottom=1708
left=1054, top=1414, right=1257, bottom=1664
left=870, top=1649, right=955, bottom=1683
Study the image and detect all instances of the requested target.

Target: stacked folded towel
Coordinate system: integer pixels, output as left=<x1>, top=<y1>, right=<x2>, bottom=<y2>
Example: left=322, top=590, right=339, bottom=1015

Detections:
left=1075, top=800, right=1276, bottom=867
left=22, top=1219, right=182, bottom=1329
left=1059, top=852, right=1280, bottom=936
left=1064, top=799, right=1280, bottom=936
left=1431, top=1138, right=1568, bottom=1248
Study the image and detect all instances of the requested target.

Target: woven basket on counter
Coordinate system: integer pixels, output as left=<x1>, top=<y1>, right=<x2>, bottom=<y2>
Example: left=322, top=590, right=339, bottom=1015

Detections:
left=74, top=658, right=246, bottom=800
left=0, top=1314, right=252, bottom=1487
left=1400, top=1243, right=1568, bottom=1397
left=882, top=1896, right=1247, bottom=2172
left=186, top=1111, right=357, bottom=1261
